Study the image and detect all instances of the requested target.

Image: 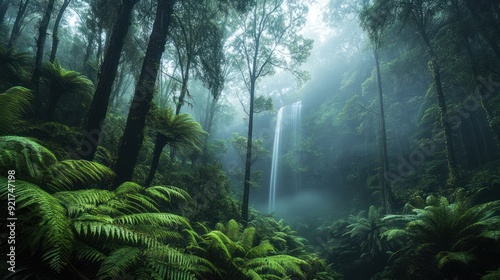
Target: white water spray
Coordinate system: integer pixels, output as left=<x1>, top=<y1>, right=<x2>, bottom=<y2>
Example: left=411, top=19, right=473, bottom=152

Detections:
left=268, top=101, right=302, bottom=213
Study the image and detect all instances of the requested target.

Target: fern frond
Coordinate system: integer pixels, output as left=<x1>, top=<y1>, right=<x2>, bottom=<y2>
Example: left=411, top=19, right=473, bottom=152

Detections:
left=436, top=251, right=477, bottom=269
left=73, top=242, right=106, bottom=263
left=241, top=226, right=256, bottom=251
left=246, top=240, right=275, bottom=259
left=115, top=213, right=189, bottom=227
left=53, top=189, right=115, bottom=217
left=114, top=181, right=143, bottom=195
left=146, top=185, right=191, bottom=203
left=0, top=136, right=57, bottom=183
left=3, top=178, right=74, bottom=272
left=0, top=87, right=33, bottom=135
left=225, top=219, right=241, bottom=241
left=97, top=246, right=141, bottom=280
left=203, top=231, right=233, bottom=260
left=44, top=160, right=115, bottom=192
left=146, top=245, right=212, bottom=280
left=73, top=214, right=161, bottom=248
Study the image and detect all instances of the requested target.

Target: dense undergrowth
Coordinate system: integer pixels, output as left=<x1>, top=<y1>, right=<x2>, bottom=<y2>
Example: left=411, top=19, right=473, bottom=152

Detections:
left=1, top=18, right=500, bottom=278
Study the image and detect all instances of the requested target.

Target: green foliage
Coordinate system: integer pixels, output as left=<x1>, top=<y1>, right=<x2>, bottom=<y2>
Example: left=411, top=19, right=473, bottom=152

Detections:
left=39, top=60, right=94, bottom=125
left=189, top=219, right=310, bottom=280
left=383, top=193, right=500, bottom=279
left=0, top=137, right=203, bottom=279
left=148, top=106, right=207, bottom=154
left=253, top=95, right=274, bottom=113
left=0, top=135, right=57, bottom=183
left=0, top=46, right=32, bottom=91
left=0, top=87, right=33, bottom=136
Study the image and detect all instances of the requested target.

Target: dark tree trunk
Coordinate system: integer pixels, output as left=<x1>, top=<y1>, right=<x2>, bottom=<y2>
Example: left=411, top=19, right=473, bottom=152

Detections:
left=0, top=0, right=11, bottom=24
left=81, top=0, right=136, bottom=161
left=83, top=30, right=95, bottom=67
left=374, top=50, right=393, bottom=214
left=95, top=24, right=103, bottom=63
left=8, top=0, right=30, bottom=48
left=31, top=0, right=56, bottom=91
left=113, top=0, right=175, bottom=186
left=49, top=0, right=71, bottom=63
left=420, top=30, right=458, bottom=186
left=145, top=134, right=168, bottom=187
left=175, top=64, right=190, bottom=115
left=242, top=77, right=256, bottom=226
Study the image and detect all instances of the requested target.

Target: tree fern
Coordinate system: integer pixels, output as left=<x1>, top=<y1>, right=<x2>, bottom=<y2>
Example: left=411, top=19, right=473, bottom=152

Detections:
left=0, top=47, right=32, bottom=90
left=39, top=60, right=94, bottom=121
left=383, top=194, right=500, bottom=279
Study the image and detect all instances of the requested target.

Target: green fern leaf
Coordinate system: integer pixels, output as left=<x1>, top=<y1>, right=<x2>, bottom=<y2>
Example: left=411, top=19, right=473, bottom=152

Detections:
left=44, top=160, right=115, bottom=192
left=0, top=87, right=33, bottom=135
left=97, top=246, right=141, bottom=280
left=0, top=136, right=57, bottom=183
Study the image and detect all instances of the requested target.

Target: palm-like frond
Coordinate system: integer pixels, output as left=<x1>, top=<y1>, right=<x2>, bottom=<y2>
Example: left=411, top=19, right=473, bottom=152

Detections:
left=384, top=195, right=500, bottom=279
left=0, top=46, right=32, bottom=89
left=43, top=160, right=115, bottom=192
left=97, top=246, right=141, bottom=280
left=145, top=185, right=191, bottom=203
left=150, top=106, right=207, bottom=151
left=40, top=60, right=94, bottom=97
left=197, top=219, right=312, bottom=279
left=0, top=86, right=33, bottom=135
left=0, top=178, right=74, bottom=272
left=39, top=60, right=94, bottom=122
left=0, top=135, right=57, bottom=183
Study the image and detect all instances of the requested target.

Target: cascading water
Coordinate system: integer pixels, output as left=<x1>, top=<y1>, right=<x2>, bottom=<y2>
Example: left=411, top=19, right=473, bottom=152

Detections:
left=268, top=101, right=302, bottom=213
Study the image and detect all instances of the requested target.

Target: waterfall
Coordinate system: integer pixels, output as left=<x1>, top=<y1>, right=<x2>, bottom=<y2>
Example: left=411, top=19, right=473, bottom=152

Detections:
left=268, top=101, right=302, bottom=213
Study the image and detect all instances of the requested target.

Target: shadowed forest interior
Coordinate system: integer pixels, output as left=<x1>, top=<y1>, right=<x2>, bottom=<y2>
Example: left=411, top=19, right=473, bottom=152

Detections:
left=1, top=0, right=500, bottom=279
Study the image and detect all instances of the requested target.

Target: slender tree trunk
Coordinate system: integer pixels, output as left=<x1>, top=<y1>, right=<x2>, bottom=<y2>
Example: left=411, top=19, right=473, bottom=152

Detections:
left=96, top=24, right=103, bottom=63
left=8, top=0, right=30, bottom=48
left=0, top=0, right=10, bottom=24
left=113, top=0, right=175, bottom=186
left=420, top=30, right=458, bottom=186
left=49, top=0, right=71, bottom=63
left=83, top=30, right=95, bottom=66
left=374, top=49, right=393, bottom=214
left=81, top=0, right=136, bottom=161
left=242, top=77, right=256, bottom=225
left=175, top=64, right=190, bottom=115
left=31, top=0, right=55, bottom=91
left=145, top=134, right=168, bottom=187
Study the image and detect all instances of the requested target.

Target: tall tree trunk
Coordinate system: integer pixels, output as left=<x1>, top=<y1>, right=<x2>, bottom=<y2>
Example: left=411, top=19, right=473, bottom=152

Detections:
left=113, top=0, right=175, bottom=186
left=145, top=134, right=168, bottom=187
left=242, top=77, right=256, bottom=225
left=31, top=0, right=55, bottom=91
left=374, top=49, right=393, bottom=214
left=49, top=0, right=71, bottom=63
left=81, top=0, right=136, bottom=161
left=8, top=0, right=30, bottom=48
left=95, top=24, right=103, bottom=63
left=175, top=64, right=190, bottom=115
left=0, top=0, right=11, bottom=24
left=420, top=30, right=458, bottom=186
